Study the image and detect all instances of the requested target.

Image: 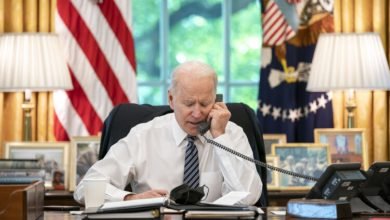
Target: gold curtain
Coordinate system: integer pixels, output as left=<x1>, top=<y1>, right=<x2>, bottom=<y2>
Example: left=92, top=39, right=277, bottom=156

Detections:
left=0, top=0, right=56, bottom=157
left=333, top=0, right=390, bottom=163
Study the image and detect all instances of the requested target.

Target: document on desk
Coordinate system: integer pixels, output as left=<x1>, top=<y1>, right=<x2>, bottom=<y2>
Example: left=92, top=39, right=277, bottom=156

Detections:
left=100, top=197, right=166, bottom=211
left=212, top=191, right=249, bottom=205
left=84, top=197, right=166, bottom=219
left=211, top=191, right=264, bottom=215
left=167, top=191, right=262, bottom=218
left=164, top=191, right=263, bottom=219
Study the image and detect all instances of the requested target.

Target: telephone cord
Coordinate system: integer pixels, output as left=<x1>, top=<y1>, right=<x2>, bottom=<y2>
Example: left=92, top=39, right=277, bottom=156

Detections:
left=201, top=135, right=319, bottom=182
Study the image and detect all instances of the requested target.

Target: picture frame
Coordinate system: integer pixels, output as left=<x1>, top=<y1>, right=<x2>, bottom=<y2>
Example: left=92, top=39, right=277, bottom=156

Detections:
left=263, top=134, right=287, bottom=155
left=69, top=136, right=101, bottom=191
left=266, top=155, right=280, bottom=190
left=4, top=142, right=70, bottom=190
left=314, top=128, right=368, bottom=169
left=272, top=143, right=331, bottom=190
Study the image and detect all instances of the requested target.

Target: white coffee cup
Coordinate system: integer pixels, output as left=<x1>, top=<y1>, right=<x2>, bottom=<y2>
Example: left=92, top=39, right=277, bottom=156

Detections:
left=84, top=178, right=108, bottom=209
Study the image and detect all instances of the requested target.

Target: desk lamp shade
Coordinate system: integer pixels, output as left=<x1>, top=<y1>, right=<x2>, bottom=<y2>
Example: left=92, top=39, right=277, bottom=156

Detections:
left=307, top=32, right=390, bottom=92
left=0, top=33, right=72, bottom=91
left=0, top=33, right=72, bottom=141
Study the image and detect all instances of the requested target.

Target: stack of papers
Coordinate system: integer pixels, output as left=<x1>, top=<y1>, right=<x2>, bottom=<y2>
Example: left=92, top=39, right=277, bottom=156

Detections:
left=99, top=197, right=166, bottom=212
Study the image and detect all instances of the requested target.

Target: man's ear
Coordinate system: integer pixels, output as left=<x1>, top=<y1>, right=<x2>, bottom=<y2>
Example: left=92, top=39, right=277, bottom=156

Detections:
left=168, top=90, right=174, bottom=110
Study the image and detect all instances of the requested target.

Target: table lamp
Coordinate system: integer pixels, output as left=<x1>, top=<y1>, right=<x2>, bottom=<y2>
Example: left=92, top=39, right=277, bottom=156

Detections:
left=307, top=32, right=390, bottom=128
left=0, top=33, right=73, bottom=141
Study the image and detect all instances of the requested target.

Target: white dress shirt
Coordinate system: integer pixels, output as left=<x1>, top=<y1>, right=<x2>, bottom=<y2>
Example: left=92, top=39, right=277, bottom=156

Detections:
left=74, top=113, right=262, bottom=205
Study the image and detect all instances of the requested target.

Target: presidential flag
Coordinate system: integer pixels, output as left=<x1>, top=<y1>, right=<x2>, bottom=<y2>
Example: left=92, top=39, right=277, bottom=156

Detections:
left=54, top=0, right=137, bottom=141
left=258, top=0, right=334, bottom=142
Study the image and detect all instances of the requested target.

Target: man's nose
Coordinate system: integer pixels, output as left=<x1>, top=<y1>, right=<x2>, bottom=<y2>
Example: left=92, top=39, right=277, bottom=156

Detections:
left=192, top=105, right=203, bottom=118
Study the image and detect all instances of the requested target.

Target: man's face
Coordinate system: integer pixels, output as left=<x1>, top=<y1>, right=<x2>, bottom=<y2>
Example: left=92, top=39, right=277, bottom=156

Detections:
left=168, top=75, right=215, bottom=136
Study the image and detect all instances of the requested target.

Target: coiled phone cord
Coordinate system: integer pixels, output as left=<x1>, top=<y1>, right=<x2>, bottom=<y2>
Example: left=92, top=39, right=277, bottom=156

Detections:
left=201, top=135, right=319, bottom=182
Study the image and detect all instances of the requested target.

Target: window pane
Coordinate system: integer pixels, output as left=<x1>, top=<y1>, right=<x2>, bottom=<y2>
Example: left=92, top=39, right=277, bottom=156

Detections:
left=230, top=86, right=258, bottom=110
left=216, top=85, right=224, bottom=99
left=138, top=86, right=164, bottom=105
left=231, top=0, right=261, bottom=82
left=168, top=0, right=223, bottom=81
left=133, top=1, right=261, bottom=107
left=133, top=1, right=161, bottom=82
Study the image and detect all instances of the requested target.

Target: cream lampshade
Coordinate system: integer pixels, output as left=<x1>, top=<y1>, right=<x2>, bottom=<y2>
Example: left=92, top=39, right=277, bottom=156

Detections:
left=0, top=33, right=73, bottom=140
left=307, top=32, right=390, bottom=128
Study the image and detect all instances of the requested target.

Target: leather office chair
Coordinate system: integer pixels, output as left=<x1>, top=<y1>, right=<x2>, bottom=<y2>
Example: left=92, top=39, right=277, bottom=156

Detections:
left=99, top=102, right=268, bottom=206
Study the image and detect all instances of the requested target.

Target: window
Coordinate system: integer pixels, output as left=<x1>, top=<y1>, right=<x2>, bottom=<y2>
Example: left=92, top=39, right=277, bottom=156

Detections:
left=133, top=0, right=261, bottom=109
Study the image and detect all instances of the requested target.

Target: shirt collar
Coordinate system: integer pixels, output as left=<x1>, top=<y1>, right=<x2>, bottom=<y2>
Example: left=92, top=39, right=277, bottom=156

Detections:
left=171, top=114, right=208, bottom=147
left=171, top=114, right=189, bottom=147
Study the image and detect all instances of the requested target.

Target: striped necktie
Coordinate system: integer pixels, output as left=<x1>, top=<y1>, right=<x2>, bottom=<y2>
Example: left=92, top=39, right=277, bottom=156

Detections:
left=183, top=136, right=199, bottom=188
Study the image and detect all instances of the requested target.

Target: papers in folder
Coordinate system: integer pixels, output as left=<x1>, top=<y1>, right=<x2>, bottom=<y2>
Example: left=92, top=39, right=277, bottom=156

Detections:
left=184, top=210, right=257, bottom=219
left=84, top=197, right=166, bottom=219
left=84, top=196, right=262, bottom=219
left=85, top=209, right=160, bottom=219
left=167, top=202, right=261, bottom=219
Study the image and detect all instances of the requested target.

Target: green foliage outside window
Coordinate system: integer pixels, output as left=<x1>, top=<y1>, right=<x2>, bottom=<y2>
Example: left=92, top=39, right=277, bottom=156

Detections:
left=133, top=0, right=262, bottom=109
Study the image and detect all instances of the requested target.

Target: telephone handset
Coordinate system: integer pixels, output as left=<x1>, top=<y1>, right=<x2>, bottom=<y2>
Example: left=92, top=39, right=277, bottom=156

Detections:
left=197, top=94, right=223, bottom=135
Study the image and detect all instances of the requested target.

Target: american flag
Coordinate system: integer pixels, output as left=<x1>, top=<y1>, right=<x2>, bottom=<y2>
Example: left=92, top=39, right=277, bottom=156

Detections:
left=262, top=0, right=300, bottom=46
left=262, top=0, right=295, bottom=46
left=53, top=0, right=137, bottom=141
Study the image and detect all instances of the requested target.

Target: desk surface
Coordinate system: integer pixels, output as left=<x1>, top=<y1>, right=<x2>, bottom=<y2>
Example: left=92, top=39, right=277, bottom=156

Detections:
left=43, top=207, right=390, bottom=220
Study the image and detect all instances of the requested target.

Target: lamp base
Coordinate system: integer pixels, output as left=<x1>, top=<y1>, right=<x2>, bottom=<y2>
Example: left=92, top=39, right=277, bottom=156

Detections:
left=346, top=103, right=356, bottom=128
left=22, top=101, right=34, bottom=141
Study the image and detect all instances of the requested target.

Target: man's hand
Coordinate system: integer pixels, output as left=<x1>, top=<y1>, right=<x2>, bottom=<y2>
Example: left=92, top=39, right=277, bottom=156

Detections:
left=208, top=102, right=231, bottom=138
left=123, top=189, right=168, bottom=201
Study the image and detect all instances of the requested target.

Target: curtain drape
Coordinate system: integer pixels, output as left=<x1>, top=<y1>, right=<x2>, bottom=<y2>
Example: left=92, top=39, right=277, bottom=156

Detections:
left=333, top=0, right=390, bottom=164
left=0, top=0, right=56, bottom=157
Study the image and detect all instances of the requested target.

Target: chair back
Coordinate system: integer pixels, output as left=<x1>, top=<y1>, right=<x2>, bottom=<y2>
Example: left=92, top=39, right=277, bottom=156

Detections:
left=99, top=102, right=268, bottom=206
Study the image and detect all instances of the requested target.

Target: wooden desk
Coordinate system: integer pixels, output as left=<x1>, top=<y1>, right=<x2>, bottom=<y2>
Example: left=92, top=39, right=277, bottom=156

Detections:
left=44, top=211, right=83, bottom=220
left=45, top=191, right=79, bottom=207
left=43, top=207, right=390, bottom=220
left=0, top=181, right=44, bottom=220
left=44, top=209, right=266, bottom=220
left=268, top=190, right=307, bottom=206
left=43, top=192, right=390, bottom=219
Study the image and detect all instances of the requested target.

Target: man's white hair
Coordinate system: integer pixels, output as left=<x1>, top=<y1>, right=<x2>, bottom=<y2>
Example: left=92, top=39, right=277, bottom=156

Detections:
left=169, top=60, right=218, bottom=93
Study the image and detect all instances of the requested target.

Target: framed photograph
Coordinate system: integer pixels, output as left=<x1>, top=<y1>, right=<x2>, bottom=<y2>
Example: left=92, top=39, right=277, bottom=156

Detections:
left=266, top=155, right=280, bottom=190
left=69, top=136, right=100, bottom=191
left=314, top=128, right=368, bottom=169
left=263, top=134, right=287, bottom=155
left=4, top=142, right=70, bottom=190
left=272, top=143, right=331, bottom=190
